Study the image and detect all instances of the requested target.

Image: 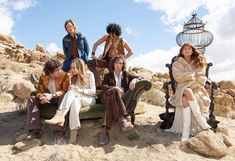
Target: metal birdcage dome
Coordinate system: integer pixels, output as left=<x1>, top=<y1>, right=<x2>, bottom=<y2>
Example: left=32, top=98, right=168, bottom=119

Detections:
left=176, top=12, right=213, bottom=54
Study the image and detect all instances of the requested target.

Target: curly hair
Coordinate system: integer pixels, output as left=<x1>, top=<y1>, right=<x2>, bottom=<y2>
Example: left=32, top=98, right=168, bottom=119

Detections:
left=111, top=55, right=126, bottom=71
left=178, top=43, right=207, bottom=68
left=43, top=59, right=61, bottom=76
left=106, top=23, right=122, bottom=36
left=64, top=19, right=77, bottom=32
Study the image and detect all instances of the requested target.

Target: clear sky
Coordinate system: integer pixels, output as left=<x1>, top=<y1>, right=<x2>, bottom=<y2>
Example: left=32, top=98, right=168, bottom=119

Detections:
left=1, top=0, right=235, bottom=81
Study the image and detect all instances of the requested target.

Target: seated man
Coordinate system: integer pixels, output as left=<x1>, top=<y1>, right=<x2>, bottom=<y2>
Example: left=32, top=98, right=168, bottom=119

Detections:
left=27, top=59, right=70, bottom=139
left=99, top=55, right=138, bottom=145
left=87, top=23, right=133, bottom=89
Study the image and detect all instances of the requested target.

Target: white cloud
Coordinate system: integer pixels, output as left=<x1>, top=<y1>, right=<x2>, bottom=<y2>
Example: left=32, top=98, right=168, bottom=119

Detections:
left=127, top=46, right=179, bottom=74
left=11, top=0, right=38, bottom=11
left=125, top=27, right=139, bottom=36
left=0, top=7, right=14, bottom=35
left=134, top=0, right=235, bottom=81
left=135, top=0, right=207, bottom=25
left=0, top=0, right=38, bottom=35
left=46, top=43, right=61, bottom=56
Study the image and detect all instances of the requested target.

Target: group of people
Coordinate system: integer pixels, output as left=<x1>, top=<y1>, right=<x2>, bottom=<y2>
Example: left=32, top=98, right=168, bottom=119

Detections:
left=26, top=19, right=212, bottom=146
left=27, top=19, right=136, bottom=145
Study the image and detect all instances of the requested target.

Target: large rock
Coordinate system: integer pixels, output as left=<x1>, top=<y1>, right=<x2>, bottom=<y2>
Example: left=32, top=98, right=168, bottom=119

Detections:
left=186, top=130, right=233, bottom=158
left=36, top=44, right=46, bottom=53
left=56, top=50, right=66, bottom=59
left=130, top=67, right=153, bottom=81
left=142, top=88, right=165, bottom=107
left=12, top=82, right=33, bottom=99
left=30, top=51, right=41, bottom=62
left=218, top=81, right=235, bottom=90
left=227, top=89, right=235, bottom=97
left=0, top=92, right=14, bottom=103
left=0, top=33, right=15, bottom=44
left=214, top=90, right=234, bottom=116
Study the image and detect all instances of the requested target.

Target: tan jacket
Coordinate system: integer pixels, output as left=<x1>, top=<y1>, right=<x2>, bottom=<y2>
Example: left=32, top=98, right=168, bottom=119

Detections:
left=36, top=72, right=70, bottom=97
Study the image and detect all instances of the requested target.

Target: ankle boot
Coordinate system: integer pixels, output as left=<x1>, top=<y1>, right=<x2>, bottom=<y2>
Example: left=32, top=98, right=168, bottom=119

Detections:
left=99, top=128, right=110, bottom=146
left=44, top=110, right=65, bottom=125
left=69, top=129, right=77, bottom=144
left=181, top=106, right=191, bottom=141
left=188, top=100, right=211, bottom=130
left=119, top=117, right=134, bottom=132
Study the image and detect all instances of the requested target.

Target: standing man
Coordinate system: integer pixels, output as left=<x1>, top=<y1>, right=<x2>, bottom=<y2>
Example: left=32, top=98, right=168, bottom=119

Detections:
left=62, top=19, right=89, bottom=72
left=87, top=23, right=133, bottom=89
left=27, top=60, right=70, bottom=139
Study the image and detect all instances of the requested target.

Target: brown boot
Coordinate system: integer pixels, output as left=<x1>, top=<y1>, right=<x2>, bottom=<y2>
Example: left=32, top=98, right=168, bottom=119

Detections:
left=68, top=129, right=78, bottom=144
left=13, top=139, right=41, bottom=151
left=44, top=110, right=65, bottom=126
left=26, top=130, right=41, bottom=140
left=119, top=117, right=134, bottom=132
left=99, top=128, right=110, bottom=146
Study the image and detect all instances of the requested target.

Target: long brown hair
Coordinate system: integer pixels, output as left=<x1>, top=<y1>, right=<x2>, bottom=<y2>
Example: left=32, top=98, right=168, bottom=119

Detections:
left=70, top=58, right=87, bottom=86
left=111, top=55, right=126, bottom=71
left=178, top=43, right=206, bottom=68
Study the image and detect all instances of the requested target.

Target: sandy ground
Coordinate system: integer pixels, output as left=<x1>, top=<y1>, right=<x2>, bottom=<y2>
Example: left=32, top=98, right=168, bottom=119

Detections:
left=0, top=102, right=235, bottom=161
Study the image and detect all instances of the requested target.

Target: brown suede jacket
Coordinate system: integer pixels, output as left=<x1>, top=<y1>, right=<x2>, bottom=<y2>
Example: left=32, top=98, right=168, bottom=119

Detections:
left=36, top=72, right=70, bottom=97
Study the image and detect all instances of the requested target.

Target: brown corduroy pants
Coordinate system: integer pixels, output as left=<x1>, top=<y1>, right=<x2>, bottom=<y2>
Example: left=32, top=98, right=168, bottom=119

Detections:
left=27, top=95, right=63, bottom=131
left=100, top=88, right=128, bottom=128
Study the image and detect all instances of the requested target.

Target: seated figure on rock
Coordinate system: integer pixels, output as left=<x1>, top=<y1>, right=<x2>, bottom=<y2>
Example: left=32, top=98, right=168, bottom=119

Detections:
left=27, top=59, right=70, bottom=139
left=166, top=43, right=211, bottom=141
left=45, top=58, right=96, bottom=143
left=98, top=55, right=138, bottom=145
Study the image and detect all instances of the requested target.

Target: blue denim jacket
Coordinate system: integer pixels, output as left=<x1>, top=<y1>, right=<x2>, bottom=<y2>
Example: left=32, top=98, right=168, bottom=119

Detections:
left=62, top=32, right=89, bottom=72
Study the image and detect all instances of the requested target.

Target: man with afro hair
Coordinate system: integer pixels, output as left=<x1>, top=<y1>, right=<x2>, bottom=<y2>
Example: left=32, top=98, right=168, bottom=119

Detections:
left=87, top=23, right=133, bottom=89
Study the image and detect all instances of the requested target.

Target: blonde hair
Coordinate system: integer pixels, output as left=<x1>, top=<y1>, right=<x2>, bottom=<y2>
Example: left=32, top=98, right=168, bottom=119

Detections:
left=70, top=58, right=87, bottom=86
left=178, top=43, right=207, bottom=68
left=64, top=19, right=77, bottom=32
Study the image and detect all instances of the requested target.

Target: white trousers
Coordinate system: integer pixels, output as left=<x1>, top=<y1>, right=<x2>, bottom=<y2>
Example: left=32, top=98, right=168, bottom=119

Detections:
left=59, top=90, right=95, bottom=130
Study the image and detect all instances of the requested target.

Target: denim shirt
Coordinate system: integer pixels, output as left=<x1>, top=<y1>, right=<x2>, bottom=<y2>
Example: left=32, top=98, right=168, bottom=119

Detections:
left=62, top=32, right=89, bottom=72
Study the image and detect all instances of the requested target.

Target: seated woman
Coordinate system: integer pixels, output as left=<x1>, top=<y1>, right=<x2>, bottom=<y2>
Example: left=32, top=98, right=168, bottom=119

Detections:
left=166, top=43, right=211, bottom=141
left=99, top=55, right=138, bottom=145
left=45, top=58, right=96, bottom=143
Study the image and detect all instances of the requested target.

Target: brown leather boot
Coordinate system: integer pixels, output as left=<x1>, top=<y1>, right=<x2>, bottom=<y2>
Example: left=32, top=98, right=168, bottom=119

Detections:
left=99, top=128, right=110, bottom=146
left=26, top=129, right=41, bottom=140
left=44, top=110, right=65, bottom=126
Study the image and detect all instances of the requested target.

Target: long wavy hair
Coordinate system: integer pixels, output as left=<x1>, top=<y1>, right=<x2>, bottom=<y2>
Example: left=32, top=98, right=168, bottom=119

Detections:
left=70, top=58, right=87, bottom=86
left=111, top=55, right=126, bottom=72
left=178, top=43, right=206, bottom=68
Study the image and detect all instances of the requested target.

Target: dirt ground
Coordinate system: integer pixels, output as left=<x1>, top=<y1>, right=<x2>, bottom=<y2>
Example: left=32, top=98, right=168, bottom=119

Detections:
left=0, top=102, right=235, bottom=161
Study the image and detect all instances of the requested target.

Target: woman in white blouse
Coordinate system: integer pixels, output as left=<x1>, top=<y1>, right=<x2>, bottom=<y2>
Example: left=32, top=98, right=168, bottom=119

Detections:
left=45, top=58, right=96, bottom=143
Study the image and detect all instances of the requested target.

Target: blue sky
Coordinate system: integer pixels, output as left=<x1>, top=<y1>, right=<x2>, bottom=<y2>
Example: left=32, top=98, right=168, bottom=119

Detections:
left=1, top=0, right=235, bottom=80
left=11, top=0, right=173, bottom=54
